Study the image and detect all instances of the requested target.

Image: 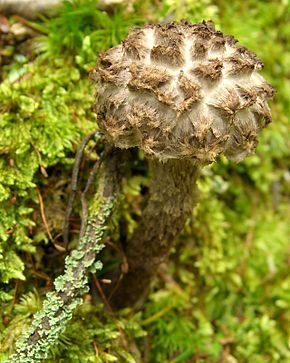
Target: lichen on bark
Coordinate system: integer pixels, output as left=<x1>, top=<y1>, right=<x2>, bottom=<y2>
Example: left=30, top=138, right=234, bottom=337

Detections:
left=5, top=152, right=122, bottom=363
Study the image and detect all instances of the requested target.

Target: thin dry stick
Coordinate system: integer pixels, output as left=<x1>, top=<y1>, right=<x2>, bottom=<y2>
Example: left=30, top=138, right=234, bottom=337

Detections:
left=62, top=130, right=100, bottom=246
left=30, top=141, right=48, bottom=178
left=12, top=15, right=47, bottom=34
left=104, top=352, right=109, bottom=363
left=36, top=187, right=65, bottom=252
left=92, top=275, right=113, bottom=312
left=107, top=237, right=128, bottom=302
left=93, top=340, right=99, bottom=358
left=36, top=187, right=53, bottom=242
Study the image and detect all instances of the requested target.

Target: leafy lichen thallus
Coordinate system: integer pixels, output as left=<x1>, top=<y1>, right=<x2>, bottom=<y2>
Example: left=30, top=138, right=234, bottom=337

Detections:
left=93, top=20, right=275, bottom=308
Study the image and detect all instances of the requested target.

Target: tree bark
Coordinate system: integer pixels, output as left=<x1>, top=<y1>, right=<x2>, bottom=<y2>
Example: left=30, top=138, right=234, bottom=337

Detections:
left=111, top=159, right=200, bottom=308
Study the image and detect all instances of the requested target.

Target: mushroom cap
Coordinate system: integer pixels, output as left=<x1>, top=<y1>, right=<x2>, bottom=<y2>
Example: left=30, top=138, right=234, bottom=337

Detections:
left=93, top=20, right=275, bottom=163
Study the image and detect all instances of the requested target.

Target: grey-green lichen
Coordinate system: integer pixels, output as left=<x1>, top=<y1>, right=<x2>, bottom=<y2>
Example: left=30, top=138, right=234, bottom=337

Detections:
left=5, top=167, right=118, bottom=363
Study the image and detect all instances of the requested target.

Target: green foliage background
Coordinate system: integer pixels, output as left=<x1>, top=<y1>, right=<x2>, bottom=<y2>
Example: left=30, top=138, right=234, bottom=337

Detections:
left=0, top=0, right=289, bottom=362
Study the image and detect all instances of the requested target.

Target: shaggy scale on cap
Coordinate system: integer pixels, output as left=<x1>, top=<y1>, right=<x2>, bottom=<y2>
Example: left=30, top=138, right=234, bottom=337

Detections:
left=93, top=20, right=275, bottom=163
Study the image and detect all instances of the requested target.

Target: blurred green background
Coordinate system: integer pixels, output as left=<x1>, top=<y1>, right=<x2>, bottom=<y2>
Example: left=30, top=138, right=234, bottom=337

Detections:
left=0, top=1, right=289, bottom=362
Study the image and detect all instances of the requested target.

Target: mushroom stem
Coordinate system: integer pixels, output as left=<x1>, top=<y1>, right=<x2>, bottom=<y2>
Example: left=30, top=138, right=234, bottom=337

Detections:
left=111, top=159, right=200, bottom=308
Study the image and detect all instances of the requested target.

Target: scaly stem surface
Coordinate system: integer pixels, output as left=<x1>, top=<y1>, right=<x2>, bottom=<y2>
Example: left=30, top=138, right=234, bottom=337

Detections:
left=111, top=159, right=200, bottom=308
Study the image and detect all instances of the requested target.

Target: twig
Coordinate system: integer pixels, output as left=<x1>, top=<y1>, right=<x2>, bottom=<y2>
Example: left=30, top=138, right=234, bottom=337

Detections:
left=93, top=340, right=99, bottom=358
left=108, top=272, right=124, bottom=303
left=12, top=15, right=47, bottom=34
left=30, top=142, right=48, bottom=177
left=31, top=271, right=51, bottom=282
left=106, top=238, right=128, bottom=302
left=6, top=150, right=122, bottom=363
left=36, top=187, right=53, bottom=243
left=36, top=187, right=65, bottom=252
left=62, top=130, right=101, bottom=246
left=92, top=275, right=112, bottom=313
left=104, top=352, right=109, bottom=363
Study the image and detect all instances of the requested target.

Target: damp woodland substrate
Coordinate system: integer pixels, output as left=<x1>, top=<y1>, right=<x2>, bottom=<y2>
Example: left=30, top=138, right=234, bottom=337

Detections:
left=0, top=1, right=289, bottom=363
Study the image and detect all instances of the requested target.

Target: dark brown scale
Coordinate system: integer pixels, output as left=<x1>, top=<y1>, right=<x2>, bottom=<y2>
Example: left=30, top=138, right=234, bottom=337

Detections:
left=128, top=65, right=171, bottom=92
left=176, top=73, right=201, bottom=114
left=256, top=82, right=276, bottom=98
left=224, top=35, right=238, bottom=46
left=251, top=100, right=272, bottom=125
left=175, top=97, right=199, bottom=115
left=98, top=53, right=113, bottom=68
left=235, top=122, right=258, bottom=145
left=236, top=85, right=258, bottom=108
left=189, top=21, right=215, bottom=42
left=253, top=112, right=271, bottom=128
left=155, top=26, right=183, bottom=48
left=123, top=40, right=148, bottom=59
left=98, top=63, right=127, bottom=85
left=97, top=46, right=121, bottom=68
left=203, top=20, right=215, bottom=31
left=191, top=42, right=208, bottom=59
left=210, top=34, right=226, bottom=51
left=155, top=89, right=177, bottom=106
left=234, top=46, right=263, bottom=68
left=127, top=102, right=161, bottom=129
left=151, top=45, right=184, bottom=67
left=106, top=94, right=127, bottom=110
left=226, top=56, right=256, bottom=75
left=209, top=89, right=241, bottom=115
left=193, top=30, right=212, bottom=41
left=128, top=62, right=141, bottom=76
left=122, top=29, right=148, bottom=59
left=192, top=20, right=215, bottom=32
left=191, top=119, right=212, bottom=145
left=192, top=59, right=223, bottom=81
left=178, top=73, right=201, bottom=99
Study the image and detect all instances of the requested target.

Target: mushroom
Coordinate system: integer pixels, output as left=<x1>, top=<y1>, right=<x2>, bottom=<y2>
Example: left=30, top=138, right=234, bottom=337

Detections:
left=93, top=20, right=275, bottom=308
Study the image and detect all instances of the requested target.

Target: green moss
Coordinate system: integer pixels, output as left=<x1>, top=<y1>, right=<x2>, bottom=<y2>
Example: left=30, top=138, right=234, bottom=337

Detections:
left=1, top=0, right=289, bottom=362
